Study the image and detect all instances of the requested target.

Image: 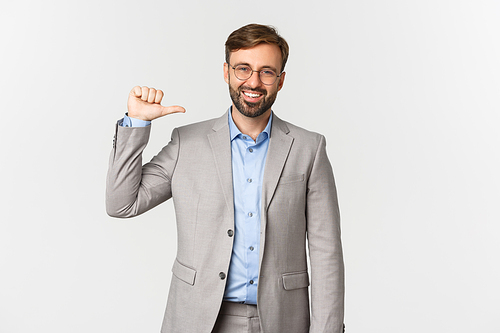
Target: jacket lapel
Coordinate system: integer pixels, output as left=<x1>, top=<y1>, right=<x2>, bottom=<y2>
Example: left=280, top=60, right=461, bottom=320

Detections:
left=262, top=113, right=294, bottom=215
left=207, top=111, right=234, bottom=218
left=258, top=113, right=294, bottom=269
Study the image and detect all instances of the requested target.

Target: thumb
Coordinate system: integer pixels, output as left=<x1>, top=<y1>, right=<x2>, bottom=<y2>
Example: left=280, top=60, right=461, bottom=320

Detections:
left=160, top=105, right=186, bottom=116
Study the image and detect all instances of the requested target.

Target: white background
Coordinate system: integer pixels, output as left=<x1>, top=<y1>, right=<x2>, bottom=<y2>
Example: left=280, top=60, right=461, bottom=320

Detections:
left=1, top=0, right=499, bottom=332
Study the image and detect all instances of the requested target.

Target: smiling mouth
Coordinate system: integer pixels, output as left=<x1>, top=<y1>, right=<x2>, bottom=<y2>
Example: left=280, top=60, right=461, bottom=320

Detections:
left=243, top=91, right=262, bottom=98
left=241, top=89, right=266, bottom=104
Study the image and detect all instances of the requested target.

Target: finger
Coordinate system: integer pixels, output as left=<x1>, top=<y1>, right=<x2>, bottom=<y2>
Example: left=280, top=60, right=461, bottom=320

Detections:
left=161, top=105, right=186, bottom=116
left=130, top=86, right=142, bottom=98
left=141, top=86, right=149, bottom=101
left=154, top=90, right=164, bottom=104
left=147, top=88, right=157, bottom=103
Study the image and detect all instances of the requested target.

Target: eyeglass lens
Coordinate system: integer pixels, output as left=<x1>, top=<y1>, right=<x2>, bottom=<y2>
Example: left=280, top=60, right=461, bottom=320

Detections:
left=233, top=65, right=278, bottom=85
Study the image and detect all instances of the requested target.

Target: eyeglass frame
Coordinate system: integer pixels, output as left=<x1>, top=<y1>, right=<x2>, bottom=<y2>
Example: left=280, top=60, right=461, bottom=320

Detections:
left=228, top=63, right=284, bottom=86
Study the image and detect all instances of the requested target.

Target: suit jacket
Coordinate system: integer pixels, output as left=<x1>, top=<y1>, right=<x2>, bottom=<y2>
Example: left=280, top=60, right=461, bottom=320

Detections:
left=106, top=110, right=344, bottom=333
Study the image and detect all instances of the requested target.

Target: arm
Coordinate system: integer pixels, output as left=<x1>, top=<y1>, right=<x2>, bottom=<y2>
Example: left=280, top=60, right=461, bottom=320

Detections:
left=105, top=86, right=185, bottom=218
left=306, top=135, right=345, bottom=333
left=105, top=124, right=181, bottom=217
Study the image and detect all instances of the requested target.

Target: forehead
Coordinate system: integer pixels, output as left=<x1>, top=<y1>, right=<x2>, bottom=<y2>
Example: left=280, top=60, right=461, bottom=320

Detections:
left=229, top=43, right=282, bottom=70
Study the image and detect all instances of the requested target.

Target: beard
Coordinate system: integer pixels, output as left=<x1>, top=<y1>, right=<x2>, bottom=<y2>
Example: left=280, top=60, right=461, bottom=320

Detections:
left=228, top=80, right=278, bottom=118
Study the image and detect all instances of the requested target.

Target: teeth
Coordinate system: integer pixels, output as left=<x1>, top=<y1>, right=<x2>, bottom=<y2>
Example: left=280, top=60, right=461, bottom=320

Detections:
left=244, top=92, right=260, bottom=98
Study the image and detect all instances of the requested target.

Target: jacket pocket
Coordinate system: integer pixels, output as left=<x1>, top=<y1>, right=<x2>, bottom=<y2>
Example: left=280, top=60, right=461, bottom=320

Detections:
left=172, top=259, right=197, bottom=286
left=282, top=271, right=309, bottom=290
left=278, top=173, right=304, bottom=185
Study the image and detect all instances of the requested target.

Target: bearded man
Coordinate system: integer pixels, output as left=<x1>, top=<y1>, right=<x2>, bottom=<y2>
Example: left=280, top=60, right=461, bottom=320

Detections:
left=106, top=23, right=345, bottom=333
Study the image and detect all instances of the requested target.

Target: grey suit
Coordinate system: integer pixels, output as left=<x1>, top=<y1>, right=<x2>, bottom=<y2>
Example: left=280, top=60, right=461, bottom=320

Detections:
left=106, top=110, right=344, bottom=333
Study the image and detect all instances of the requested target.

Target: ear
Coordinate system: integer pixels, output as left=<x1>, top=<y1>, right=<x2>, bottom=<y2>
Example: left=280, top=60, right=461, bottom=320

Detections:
left=277, top=71, right=286, bottom=91
left=224, top=63, right=229, bottom=84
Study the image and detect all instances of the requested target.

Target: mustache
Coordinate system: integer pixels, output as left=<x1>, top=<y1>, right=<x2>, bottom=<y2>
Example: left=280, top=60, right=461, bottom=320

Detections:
left=238, top=86, right=267, bottom=95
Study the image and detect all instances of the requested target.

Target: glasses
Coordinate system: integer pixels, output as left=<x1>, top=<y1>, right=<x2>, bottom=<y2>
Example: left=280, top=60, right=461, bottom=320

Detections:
left=229, top=64, right=283, bottom=86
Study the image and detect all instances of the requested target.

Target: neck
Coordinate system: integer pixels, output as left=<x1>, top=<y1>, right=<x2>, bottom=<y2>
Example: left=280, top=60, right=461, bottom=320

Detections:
left=231, top=105, right=271, bottom=141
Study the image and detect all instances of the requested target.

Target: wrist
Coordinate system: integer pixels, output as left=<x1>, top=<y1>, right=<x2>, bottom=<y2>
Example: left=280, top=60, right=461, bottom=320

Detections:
left=124, top=113, right=152, bottom=127
left=127, top=112, right=149, bottom=121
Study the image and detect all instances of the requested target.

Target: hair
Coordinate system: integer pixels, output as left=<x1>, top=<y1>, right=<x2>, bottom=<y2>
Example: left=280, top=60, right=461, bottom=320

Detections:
left=225, top=23, right=289, bottom=73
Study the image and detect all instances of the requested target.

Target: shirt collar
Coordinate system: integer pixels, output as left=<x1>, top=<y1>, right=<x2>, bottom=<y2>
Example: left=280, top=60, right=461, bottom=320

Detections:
left=228, top=106, right=273, bottom=143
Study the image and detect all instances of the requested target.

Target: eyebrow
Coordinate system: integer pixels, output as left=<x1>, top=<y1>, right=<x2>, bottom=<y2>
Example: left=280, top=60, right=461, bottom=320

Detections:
left=234, top=62, right=278, bottom=73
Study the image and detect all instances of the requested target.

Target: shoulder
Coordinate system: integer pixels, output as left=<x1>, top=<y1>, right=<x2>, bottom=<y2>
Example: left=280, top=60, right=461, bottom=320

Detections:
left=274, top=114, right=325, bottom=147
left=172, top=113, right=226, bottom=140
left=176, top=117, right=218, bottom=134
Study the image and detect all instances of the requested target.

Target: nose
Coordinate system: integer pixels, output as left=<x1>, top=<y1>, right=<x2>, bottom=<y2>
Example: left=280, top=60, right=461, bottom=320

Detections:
left=245, top=70, right=262, bottom=88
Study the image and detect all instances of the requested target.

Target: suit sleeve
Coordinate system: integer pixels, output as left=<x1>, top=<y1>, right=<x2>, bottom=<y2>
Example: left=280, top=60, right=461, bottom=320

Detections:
left=306, top=135, right=345, bottom=332
left=106, top=121, right=180, bottom=218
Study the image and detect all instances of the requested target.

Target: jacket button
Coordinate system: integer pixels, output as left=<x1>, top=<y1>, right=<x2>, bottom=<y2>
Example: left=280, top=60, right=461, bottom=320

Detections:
left=219, top=272, right=226, bottom=280
left=227, top=229, right=234, bottom=237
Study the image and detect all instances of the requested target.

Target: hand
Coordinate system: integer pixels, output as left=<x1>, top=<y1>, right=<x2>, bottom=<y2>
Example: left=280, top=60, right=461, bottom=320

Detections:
left=127, top=86, right=185, bottom=121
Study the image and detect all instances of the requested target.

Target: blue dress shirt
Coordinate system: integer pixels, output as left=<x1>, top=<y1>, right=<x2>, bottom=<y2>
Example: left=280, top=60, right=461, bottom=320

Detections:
left=224, top=109, right=271, bottom=305
left=119, top=109, right=272, bottom=305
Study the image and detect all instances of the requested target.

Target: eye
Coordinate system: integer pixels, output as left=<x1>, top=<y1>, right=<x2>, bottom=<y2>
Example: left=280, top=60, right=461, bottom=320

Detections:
left=236, top=65, right=251, bottom=72
left=261, top=70, right=276, bottom=77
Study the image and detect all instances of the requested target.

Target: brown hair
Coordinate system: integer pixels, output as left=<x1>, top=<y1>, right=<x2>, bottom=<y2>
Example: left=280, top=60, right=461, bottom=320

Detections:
left=225, top=23, right=289, bottom=72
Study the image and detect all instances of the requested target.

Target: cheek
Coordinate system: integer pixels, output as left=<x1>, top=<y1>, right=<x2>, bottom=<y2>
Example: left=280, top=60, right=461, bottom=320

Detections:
left=230, top=80, right=243, bottom=92
left=266, top=86, right=278, bottom=97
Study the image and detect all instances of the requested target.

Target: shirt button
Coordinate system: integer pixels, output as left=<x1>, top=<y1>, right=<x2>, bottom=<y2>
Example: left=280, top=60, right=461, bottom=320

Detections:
left=248, top=212, right=253, bottom=217
left=249, top=246, right=254, bottom=251
left=227, top=229, right=234, bottom=237
left=249, top=148, right=253, bottom=153
left=249, top=280, right=254, bottom=284
left=242, top=136, right=247, bottom=140
left=247, top=178, right=252, bottom=183
left=219, top=272, right=226, bottom=280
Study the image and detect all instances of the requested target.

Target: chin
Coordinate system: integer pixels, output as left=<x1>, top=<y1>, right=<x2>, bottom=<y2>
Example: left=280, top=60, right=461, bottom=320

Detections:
left=237, top=103, right=268, bottom=118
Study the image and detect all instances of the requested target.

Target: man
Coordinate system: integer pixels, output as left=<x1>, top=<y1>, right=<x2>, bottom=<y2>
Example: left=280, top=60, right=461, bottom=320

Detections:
left=106, top=24, right=344, bottom=333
